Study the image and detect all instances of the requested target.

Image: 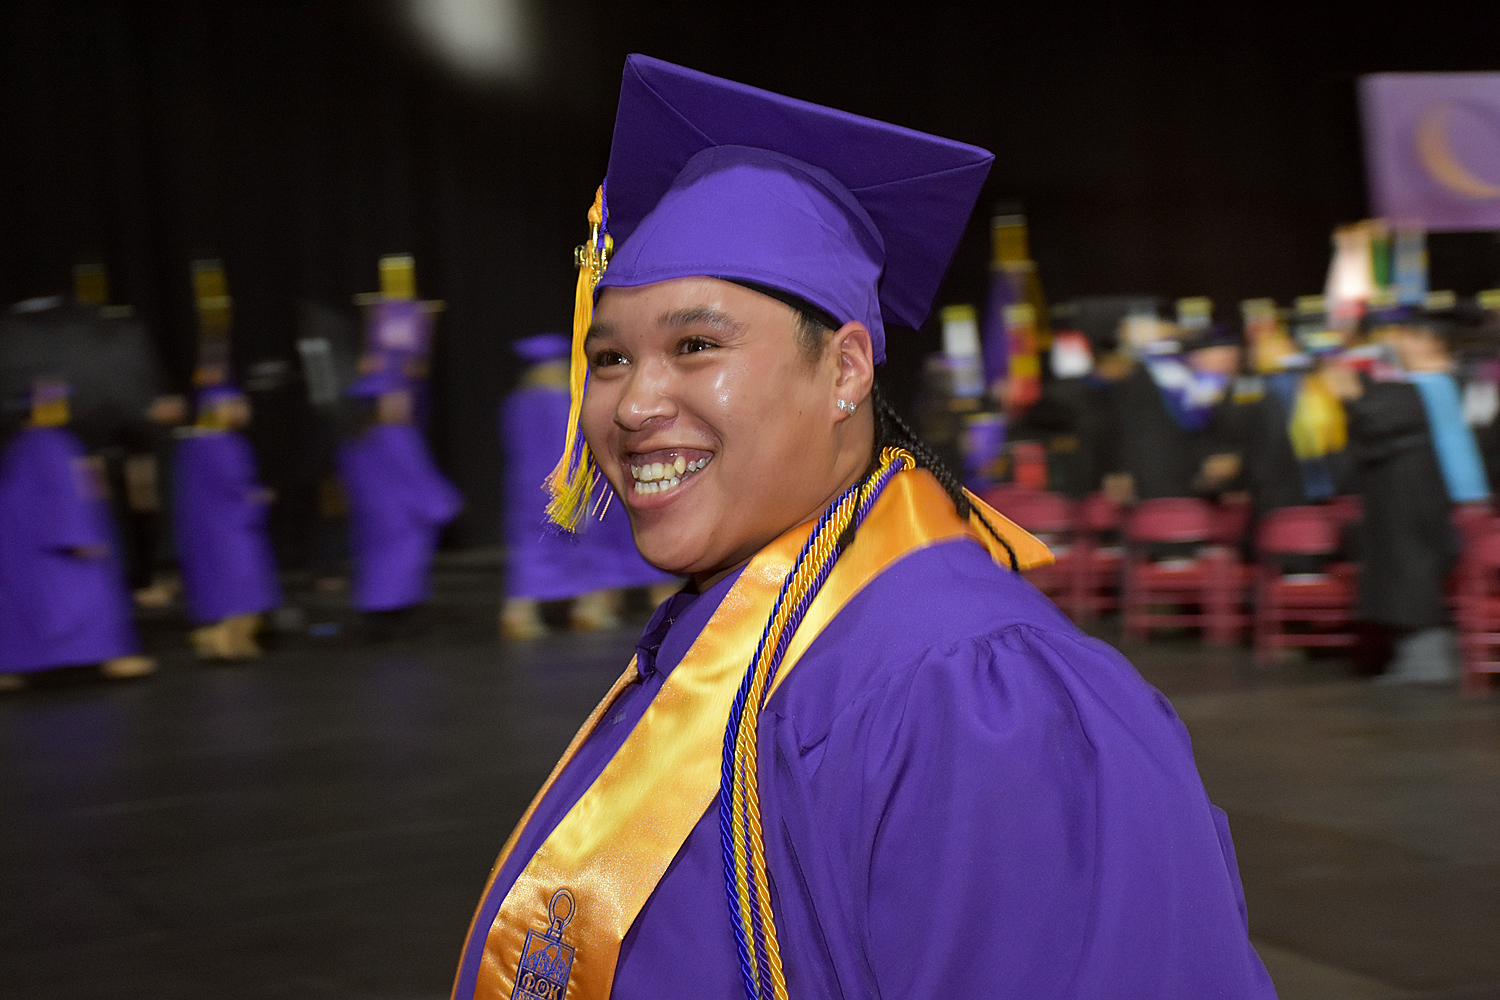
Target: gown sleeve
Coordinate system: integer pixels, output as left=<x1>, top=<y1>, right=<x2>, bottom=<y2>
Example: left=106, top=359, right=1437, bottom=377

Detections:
left=801, top=623, right=1275, bottom=998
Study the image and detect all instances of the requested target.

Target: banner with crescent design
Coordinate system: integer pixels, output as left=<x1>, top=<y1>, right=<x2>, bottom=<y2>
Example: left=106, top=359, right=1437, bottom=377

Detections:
left=1360, top=73, right=1500, bottom=231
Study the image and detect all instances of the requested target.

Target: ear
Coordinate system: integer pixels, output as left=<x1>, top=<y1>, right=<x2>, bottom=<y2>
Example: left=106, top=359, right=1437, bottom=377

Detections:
left=830, top=321, right=875, bottom=405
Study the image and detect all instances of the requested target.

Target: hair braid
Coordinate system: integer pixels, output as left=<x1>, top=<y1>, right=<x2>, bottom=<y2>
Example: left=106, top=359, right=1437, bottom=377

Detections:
left=792, top=304, right=1019, bottom=570
left=870, top=382, right=1019, bottom=571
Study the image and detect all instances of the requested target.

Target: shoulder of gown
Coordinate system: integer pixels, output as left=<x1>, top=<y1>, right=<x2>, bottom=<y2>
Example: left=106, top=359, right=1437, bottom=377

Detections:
left=762, top=537, right=1275, bottom=998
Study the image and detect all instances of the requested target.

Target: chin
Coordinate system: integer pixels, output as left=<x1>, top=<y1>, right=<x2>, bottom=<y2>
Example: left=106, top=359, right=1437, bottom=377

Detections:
left=630, top=532, right=705, bottom=578
left=625, top=513, right=720, bottom=578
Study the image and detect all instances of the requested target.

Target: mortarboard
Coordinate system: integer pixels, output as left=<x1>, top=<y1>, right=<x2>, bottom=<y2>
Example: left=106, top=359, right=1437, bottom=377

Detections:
left=346, top=368, right=411, bottom=399
left=512, top=333, right=572, bottom=365
left=1178, top=323, right=1242, bottom=353
left=7, top=380, right=69, bottom=414
left=548, top=54, right=996, bottom=530
left=196, top=383, right=244, bottom=408
left=597, top=55, right=995, bottom=363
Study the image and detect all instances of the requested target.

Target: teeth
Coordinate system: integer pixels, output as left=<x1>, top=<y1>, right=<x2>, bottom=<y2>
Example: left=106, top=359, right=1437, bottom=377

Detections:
left=630, top=454, right=712, bottom=492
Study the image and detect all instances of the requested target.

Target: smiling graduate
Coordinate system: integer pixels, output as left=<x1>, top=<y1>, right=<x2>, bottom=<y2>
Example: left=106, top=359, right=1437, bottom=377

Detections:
left=453, top=56, right=1276, bottom=1000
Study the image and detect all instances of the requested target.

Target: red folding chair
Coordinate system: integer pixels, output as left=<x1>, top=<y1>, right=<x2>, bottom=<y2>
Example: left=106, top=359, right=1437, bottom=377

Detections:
left=1455, top=525, right=1500, bottom=694
left=984, top=488, right=1076, bottom=606
left=1453, top=501, right=1497, bottom=545
left=1253, top=506, right=1357, bottom=664
left=1009, top=441, right=1049, bottom=491
left=1121, top=498, right=1245, bottom=645
left=1211, top=497, right=1253, bottom=547
left=1069, top=492, right=1123, bottom=621
left=1440, top=502, right=1496, bottom=609
left=1326, top=494, right=1363, bottom=529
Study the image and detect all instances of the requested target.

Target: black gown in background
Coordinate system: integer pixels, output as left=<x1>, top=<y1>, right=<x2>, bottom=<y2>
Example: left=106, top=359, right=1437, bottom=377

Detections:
left=1231, top=391, right=1311, bottom=519
left=1345, top=380, right=1458, bottom=631
left=1101, top=364, right=1217, bottom=501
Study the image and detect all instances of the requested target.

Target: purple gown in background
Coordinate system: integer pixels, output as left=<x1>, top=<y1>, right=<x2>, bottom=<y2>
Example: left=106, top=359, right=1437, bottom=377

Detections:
left=0, top=427, right=139, bottom=672
left=337, top=422, right=463, bottom=612
left=501, top=384, right=673, bottom=601
left=171, top=430, right=281, bottom=624
left=455, top=536, right=1276, bottom=998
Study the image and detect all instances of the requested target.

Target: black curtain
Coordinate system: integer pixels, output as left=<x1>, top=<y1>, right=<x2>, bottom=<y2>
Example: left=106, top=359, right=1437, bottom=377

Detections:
left=1, top=0, right=1494, bottom=549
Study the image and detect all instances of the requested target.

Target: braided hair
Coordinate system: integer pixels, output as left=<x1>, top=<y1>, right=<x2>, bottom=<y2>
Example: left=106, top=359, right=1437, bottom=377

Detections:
left=795, top=308, right=1020, bottom=570
left=867, top=381, right=1019, bottom=570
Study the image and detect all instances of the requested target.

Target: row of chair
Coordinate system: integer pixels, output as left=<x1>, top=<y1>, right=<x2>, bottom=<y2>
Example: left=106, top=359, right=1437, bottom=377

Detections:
left=1453, top=518, right=1500, bottom=694
left=978, top=487, right=1500, bottom=694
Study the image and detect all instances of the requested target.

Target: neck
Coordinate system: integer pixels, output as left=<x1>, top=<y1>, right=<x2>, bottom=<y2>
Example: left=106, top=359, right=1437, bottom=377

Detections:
left=689, top=427, right=874, bottom=592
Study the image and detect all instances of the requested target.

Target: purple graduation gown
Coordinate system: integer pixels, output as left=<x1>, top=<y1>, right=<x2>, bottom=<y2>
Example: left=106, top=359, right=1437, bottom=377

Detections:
left=502, top=386, right=673, bottom=600
left=0, top=427, right=139, bottom=672
left=338, top=423, right=463, bottom=612
left=172, top=431, right=281, bottom=624
left=455, top=536, right=1276, bottom=998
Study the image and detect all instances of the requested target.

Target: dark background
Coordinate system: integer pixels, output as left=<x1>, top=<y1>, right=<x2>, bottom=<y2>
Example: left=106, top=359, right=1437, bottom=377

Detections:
left=2, top=0, right=1497, bottom=549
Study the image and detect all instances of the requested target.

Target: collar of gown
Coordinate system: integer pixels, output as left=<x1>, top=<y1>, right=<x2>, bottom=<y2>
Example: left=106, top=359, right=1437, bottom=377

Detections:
left=633, top=569, right=743, bottom=681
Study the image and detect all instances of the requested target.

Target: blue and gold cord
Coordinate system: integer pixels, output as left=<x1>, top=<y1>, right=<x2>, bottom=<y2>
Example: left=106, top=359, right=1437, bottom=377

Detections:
left=719, top=447, right=915, bottom=1000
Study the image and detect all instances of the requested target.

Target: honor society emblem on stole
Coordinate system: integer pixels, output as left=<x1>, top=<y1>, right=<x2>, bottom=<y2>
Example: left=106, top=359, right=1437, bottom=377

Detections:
left=511, top=889, right=576, bottom=1000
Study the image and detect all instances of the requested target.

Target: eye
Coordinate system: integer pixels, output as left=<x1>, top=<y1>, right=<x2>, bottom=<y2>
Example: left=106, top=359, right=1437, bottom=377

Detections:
left=678, top=336, right=717, bottom=355
left=589, top=349, right=628, bottom=370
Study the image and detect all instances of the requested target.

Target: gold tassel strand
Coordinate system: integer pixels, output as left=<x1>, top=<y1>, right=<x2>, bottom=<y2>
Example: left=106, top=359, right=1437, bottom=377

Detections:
left=546, top=186, right=612, bottom=530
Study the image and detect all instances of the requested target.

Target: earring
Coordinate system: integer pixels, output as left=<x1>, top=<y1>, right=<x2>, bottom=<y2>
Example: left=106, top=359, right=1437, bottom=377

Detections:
left=836, top=399, right=857, bottom=414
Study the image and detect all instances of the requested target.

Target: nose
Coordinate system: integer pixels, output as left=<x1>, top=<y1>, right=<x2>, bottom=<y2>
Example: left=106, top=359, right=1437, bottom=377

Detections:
left=614, top=358, right=678, bottom=431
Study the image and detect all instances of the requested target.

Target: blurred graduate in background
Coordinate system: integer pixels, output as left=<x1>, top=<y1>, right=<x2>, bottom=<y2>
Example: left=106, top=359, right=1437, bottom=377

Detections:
left=1099, top=312, right=1243, bottom=504
left=0, top=380, right=155, bottom=689
left=1328, top=302, right=1490, bottom=683
left=172, top=381, right=281, bottom=660
left=500, top=333, right=677, bottom=640
left=0, top=266, right=186, bottom=608
left=337, top=366, right=463, bottom=635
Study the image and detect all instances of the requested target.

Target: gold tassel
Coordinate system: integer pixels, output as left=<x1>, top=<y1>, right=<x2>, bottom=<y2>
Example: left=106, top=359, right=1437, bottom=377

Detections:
left=546, top=186, right=612, bottom=531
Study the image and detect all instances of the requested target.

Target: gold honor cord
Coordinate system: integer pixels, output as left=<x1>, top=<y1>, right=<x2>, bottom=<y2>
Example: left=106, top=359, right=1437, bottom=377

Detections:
left=457, top=469, right=1049, bottom=1000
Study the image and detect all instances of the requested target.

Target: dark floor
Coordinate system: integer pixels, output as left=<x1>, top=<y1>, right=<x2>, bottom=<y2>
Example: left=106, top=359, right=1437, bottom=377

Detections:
left=2, top=557, right=1497, bottom=999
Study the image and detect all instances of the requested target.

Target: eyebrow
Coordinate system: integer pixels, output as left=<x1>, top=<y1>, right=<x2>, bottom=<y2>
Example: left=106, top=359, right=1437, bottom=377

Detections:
left=584, top=320, right=616, bottom=345
left=660, top=306, right=746, bottom=334
left=585, top=306, right=746, bottom=345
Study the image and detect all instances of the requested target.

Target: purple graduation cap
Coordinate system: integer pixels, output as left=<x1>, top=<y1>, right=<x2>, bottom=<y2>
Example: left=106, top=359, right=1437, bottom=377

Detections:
left=370, top=299, right=431, bottom=355
left=550, top=54, right=995, bottom=529
left=512, top=333, right=572, bottom=365
left=196, top=383, right=244, bottom=409
left=345, top=367, right=411, bottom=399
left=596, top=55, right=995, bottom=365
left=1178, top=323, right=1242, bottom=353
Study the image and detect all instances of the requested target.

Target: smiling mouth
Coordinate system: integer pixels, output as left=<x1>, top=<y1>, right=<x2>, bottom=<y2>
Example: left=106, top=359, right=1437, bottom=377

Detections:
left=629, top=452, right=713, bottom=496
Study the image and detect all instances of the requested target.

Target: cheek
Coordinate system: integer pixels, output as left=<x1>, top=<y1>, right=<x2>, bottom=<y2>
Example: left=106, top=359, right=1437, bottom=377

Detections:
left=580, top=386, right=618, bottom=461
left=721, top=362, right=823, bottom=462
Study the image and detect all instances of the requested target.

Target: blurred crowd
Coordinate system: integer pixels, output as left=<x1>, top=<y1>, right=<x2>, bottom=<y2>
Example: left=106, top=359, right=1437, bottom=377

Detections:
left=926, top=217, right=1500, bottom=688
left=5, top=220, right=1500, bottom=692
left=0, top=255, right=677, bottom=691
